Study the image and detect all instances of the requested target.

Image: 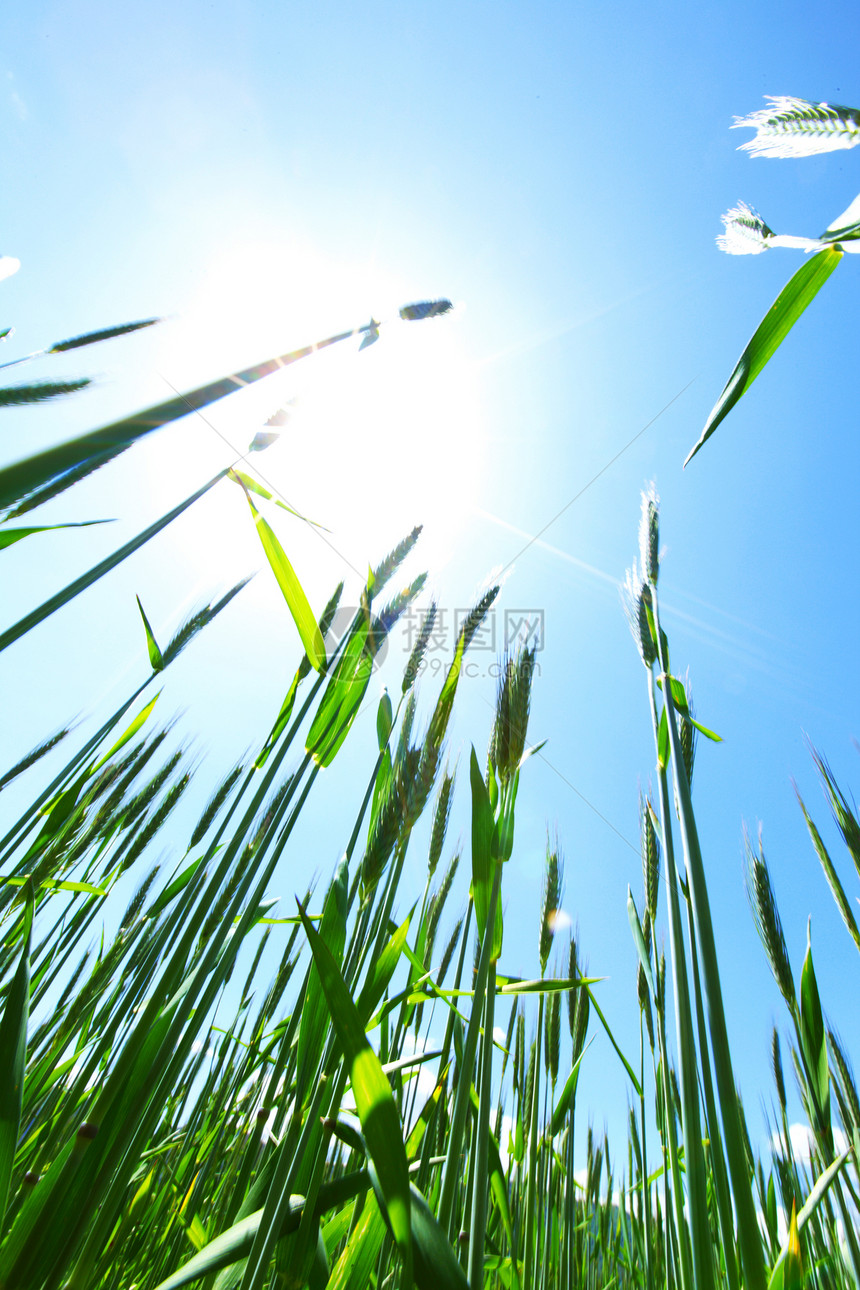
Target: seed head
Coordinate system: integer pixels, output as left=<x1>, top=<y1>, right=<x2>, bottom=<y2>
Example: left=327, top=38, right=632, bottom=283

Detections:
left=399, top=299, right=453, bottom=321
left=656, top=950, right=666, bottom=1018
left=428, top=770, right=454, bottom=877
left=733, top=96, right=860, bottom=158
left=828, top=1029, right=860, bottom=1139
left=568, top=936, right=590, bottom=1064
left=622, top=567, right=657, bottom=668
left=717, top=202, right=775, bottom=255
left=676, top=673, right=697, bottom=790
left=514, top=1012, right=525, bottom=1096
left=369, top=526, right=422, bottom=601
left=546, top=988, right=561, bottom=1088
left=189, top=762, right=244, bottom=849
left=539, top=842, right=562, bottom=975
left=491, top=644, right=536, bottom=784
left=745, top=830, right=795, bottom=1007
left=639, top=485, right=660, bottom=584
left=427, top=851, right=460, bottom=949
left=403, top=600, right=437, bottom=695
left=771, top=1026, right=787, bottom=1114
left=436, top=915, right=463, bottom=985
left=640, top=792, right=660, bottom=920
left=0, top=727, right=71, bottom=792
left=523, top=1038, right=537, bottom=1132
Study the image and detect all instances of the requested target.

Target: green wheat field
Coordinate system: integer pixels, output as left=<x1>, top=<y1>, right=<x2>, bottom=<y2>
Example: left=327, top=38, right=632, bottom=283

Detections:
left=2, top=95, right=860, bottom=1290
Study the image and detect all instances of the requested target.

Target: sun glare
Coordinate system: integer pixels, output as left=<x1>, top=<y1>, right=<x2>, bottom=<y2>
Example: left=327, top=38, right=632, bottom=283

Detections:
left=140, top=238, right=485, bottom=624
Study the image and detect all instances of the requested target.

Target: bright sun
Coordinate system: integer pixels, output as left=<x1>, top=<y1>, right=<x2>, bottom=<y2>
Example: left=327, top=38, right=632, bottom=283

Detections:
left=139, top=237, right=486, bottom=627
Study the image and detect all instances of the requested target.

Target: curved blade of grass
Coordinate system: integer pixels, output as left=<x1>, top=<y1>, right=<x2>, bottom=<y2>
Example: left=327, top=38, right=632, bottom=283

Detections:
left=327, top=1191, right=386, bottom=1290
left=408, top=1180, right=469, bottom=1290
left=236, top=482, right=324, bottom=672
left=0, top=519, right=113, bottom=550
left=366, top=1163, right=467, bottom=1290
left=486, top=1132, right=521, bottom=1290
left=821, top=191, right=860, bottom=242
left=1, top=877, right=107, bottom=895
left=767, top=1152, right=849, bottom=1289
left=152, top=1173, right=369, bottom=1290
left=136, top=596, right=164, bottom=672
left=0, top=879, right=33, bottom=1229
left=627, top=886, right=656, bottom=998
left=796, top=793, right=860, bottom=953
left=799, top=923, right=830, bottom=1139
left=306, top=620, right=373, bottom=767
left=470, top=747, right=502, bottom=958
left=549, top=1038, right=593, bottom=1137
left=90, top=692, right=161, bottom=774
left=496, top=976, right=602, bottom=995
left=357, top=912, right=411, bottom=1026
left=255, top=669, right=304, bottom=769
left=296, top=858, right=348, bottom=1105
left=584, top=985, right=642, bottom=1096
left=296, top=901, right=412, bottom=1287
left=658, top=675, right=723, bottom=741
left=685, top=246, right=843, bottom=466
left=228, top=468, right=329, bottom=530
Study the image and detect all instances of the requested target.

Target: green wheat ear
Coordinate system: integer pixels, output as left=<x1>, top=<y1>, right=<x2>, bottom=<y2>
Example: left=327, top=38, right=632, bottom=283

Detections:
left=744, top=829, right=796, bottom=1008
left=539, top=842, right=562, bottom=976
left=734, top=96, right=860, bottom=157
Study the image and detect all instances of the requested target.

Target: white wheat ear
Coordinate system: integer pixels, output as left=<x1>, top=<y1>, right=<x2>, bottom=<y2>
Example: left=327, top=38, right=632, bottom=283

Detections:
left=717, top=201, right=825, bottom=256
left=733, top=96, right=860, bottom=158
left=717, top=202, right=773, bottom=254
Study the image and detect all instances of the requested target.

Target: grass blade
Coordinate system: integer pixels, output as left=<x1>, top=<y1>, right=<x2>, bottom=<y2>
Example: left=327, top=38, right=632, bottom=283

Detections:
left=0, top=880, right=34, bottom=1230
left=152, top=1174, right=369, bottom=1290
left=296, top=858, right=348, bottom=1105
left=228, top=468, right=328, bottom=530
left=0, top=471, right=227, bottom=654
left=0, top=519, right=113, bottom=550
left=685, top=246, right=842, bottom=465
left=235, top=482, right=325, bottom=672
left=306, top=619, right=373, bottom=767
left=136, top=596, right=164, bottom=672
left=296, top=902, right=412, bottom=1287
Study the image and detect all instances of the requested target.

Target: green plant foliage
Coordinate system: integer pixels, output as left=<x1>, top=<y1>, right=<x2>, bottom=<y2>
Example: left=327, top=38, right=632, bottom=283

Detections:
left=687, top=94, right=860, bottom=465
left=2, top=246, right=860, bottom=1290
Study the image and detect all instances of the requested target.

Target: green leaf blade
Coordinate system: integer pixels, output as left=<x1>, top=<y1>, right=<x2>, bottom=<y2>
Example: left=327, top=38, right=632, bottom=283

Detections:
left=0, top=881, right=33, bottom=1230
left=296, top=903, right=412, bottom=1280
left=241, top=491, right=325, bottom=672
left=305, top=622, right=373, bottom=767
left=136, top=595, right=164, bottom=672
left=686, top=246, right=843, bottom=466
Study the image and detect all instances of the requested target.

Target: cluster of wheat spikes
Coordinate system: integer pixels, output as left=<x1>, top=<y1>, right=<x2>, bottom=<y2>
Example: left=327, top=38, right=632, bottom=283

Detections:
left=1, top=254, right=859, bottom=1289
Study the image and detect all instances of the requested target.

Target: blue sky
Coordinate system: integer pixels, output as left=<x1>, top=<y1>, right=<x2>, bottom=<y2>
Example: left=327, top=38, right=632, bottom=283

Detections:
left=3, top=0, right=860, bottom=1159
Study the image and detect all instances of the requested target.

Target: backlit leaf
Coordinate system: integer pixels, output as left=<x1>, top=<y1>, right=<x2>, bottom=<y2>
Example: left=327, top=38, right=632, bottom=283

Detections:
left=136, top=596, right=164, bottom=672
left=237, top=484, right=325, bottom=672
left=686, top=246, right=842, bottom=465
left=0, top=879, right=33, bottom=1230
left=297, top=903, right=412, bottom=1282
